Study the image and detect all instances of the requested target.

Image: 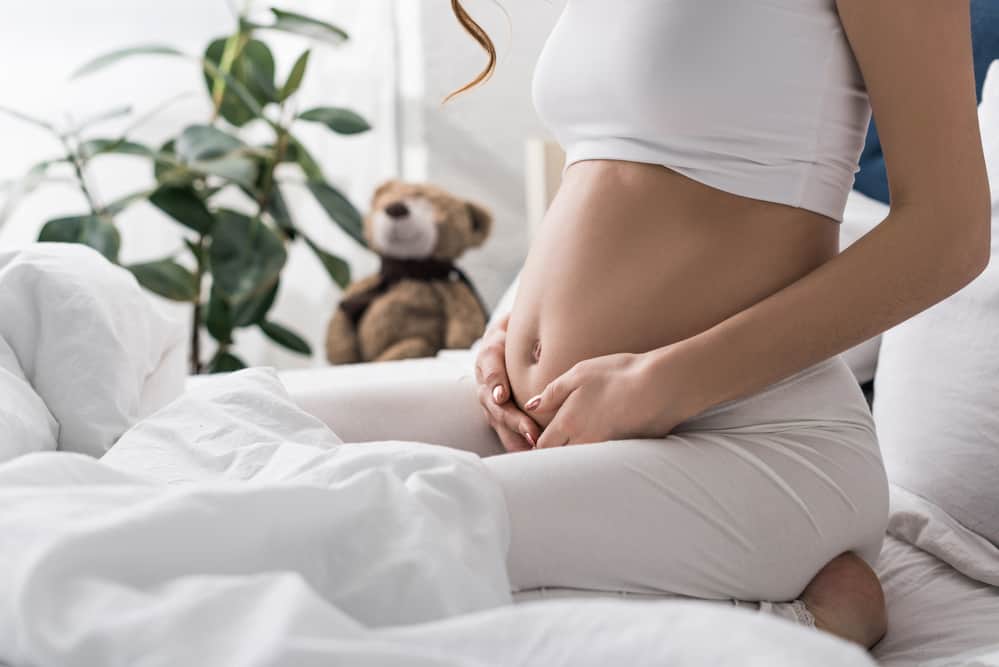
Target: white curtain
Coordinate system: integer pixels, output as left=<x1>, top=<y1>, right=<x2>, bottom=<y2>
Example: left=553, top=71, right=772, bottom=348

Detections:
left=0, top=0, right=400, bottom=370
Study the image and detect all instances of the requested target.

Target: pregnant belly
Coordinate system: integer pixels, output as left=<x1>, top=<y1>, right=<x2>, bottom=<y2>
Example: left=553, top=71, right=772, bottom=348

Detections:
left=505, top=159, right=840, bottom=428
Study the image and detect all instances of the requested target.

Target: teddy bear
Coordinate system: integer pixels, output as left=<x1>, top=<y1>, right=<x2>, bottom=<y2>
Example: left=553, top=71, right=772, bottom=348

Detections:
left=325, top=179, right=493, bottom=364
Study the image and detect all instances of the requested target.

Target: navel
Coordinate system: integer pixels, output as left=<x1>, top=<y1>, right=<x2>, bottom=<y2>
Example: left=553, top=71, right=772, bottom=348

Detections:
left=531, top=339, right=542, bottom=364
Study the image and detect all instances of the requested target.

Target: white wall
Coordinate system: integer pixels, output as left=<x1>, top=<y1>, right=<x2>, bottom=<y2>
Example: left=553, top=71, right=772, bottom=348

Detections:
left=400, top=0, right=564, bottom=307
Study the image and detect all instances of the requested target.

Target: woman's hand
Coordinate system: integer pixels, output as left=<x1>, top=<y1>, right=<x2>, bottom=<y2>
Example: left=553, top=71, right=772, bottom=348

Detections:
left=474, top=312, right=543, bottom=452
left=524, top=347, right=698, bottom=448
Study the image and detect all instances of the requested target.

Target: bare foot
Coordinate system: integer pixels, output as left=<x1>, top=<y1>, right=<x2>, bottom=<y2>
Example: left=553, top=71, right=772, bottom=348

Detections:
left=800, top=552, right=887, bottom=649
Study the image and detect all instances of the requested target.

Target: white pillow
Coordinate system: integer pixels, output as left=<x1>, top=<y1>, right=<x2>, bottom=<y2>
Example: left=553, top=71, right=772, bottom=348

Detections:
left=873, top=72, right=999, bottom=547
left=0, top=244, right=186, bottom=457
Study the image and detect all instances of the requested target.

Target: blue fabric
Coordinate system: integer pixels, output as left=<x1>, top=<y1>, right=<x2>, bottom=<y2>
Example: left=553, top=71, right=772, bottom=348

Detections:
left=853, top=1, right=999, bottom=204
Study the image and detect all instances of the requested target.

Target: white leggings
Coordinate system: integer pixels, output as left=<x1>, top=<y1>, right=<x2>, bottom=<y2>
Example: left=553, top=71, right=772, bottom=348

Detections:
left=294, top=352, right=889, bottom=603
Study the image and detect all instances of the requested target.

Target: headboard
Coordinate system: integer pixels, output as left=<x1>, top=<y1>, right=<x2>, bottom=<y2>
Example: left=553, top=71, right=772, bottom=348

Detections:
left=524, top=139, right=566, bottom=242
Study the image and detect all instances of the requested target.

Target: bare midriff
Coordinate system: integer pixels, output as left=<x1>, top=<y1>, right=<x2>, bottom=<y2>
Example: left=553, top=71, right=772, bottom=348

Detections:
left=505, top=159, right=840, bottom=429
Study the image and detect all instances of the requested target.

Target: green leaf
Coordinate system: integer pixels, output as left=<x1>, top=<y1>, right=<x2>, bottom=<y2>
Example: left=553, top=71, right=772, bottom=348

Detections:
left=259, top=320, right=311, bottom=355
left=79, top=137, right=152, bottom=160
left=0, top=106, right=56, bottom=133
left=305, top=237, right=350, bottom=288
left=232, top=279, right=279, bottom=326
left=208, top=209, right=287, bottom=303
left=206, top=350, right=247, bottom=373
left=264, top=185, right=296, bottom=237
left=306, top=180, right=365, bottom=246
left=176, top=124, right=244, bottom=162
left=201, top=58, right=269, bottom=127
left=149, top=185, right=216, bottom=233
left=203, top=37, right=276, bottom=127
left=192, top=156, right=258, bottom=188
left=72, top=44, right=185, bottom=78
left=257, top=9, right=349, bottom=46
left=38, top=215, right=121, bottom=262
left=170, top=126, right=257, bottom=187
left=184, top=238, right=207, bottom=267
left=298, top=107, right=371, bottom=135
left=285, top=135, right=323, bottom=179
left=206, top=287, right=234, bottom=343
left=127, top=259, right=198, bottom=301
left=104, top=188, right=153, bottom=216
left=280, top=50, right=310, bottom=101
left=68, top=105, right=132, bottom=134
left=154, top=139, right=179, bottom=182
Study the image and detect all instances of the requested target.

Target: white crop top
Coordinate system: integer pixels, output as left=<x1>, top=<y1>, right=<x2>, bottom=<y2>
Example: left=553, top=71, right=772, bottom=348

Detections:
left=531, top=0, right=873, bottom=222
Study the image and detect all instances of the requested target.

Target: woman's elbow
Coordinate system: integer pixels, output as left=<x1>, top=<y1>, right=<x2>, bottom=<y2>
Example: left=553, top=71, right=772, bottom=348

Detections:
left=951, top=193, right=992, bottom=286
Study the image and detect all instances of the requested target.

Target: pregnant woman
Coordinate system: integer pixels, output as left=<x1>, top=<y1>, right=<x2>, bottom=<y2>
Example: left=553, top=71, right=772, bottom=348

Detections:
left=449, top=0, right=991, bottom=650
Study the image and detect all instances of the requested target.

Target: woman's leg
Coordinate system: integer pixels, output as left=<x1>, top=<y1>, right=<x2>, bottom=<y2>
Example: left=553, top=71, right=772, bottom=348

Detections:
left=280, top=355, right=505, bottom=457
left=307, top=354, right=889, bottom=644
left=484, top=354, right=890, bottom=642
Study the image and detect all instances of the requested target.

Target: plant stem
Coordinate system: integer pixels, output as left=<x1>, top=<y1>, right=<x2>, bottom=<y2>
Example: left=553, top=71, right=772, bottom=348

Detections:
left=59, top=135, right=104, bottom=218
left=190, top=235, right=207, bottom=374
left=257, top=125, right=289, bottom=219
left=211, top=31, right=248, bottom=122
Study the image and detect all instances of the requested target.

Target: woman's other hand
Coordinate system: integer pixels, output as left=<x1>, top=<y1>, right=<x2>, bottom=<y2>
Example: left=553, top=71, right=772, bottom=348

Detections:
left=524, top=347, right=697, bottom=448
left=475, top=313, right=543, bottom=452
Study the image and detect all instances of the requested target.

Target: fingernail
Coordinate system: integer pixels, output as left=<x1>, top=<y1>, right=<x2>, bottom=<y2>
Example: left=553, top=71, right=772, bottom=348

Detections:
left=524, top=395, right=541, bottom=410
left=523, top=432, right=535, bottom=448
left=492, top=385, right=504, bottom=403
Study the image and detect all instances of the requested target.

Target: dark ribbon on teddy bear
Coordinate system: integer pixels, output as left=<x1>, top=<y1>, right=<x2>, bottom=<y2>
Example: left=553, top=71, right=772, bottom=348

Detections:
left=337, top=256, right=491, bottom=328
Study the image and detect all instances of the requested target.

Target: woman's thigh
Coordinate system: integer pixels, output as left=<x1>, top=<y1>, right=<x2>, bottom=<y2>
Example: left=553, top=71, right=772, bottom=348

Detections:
left=484, top=355, right=890, bottom=602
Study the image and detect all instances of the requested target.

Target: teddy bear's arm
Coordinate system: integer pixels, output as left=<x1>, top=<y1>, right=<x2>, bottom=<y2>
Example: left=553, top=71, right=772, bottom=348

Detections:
left=433, top=281, right=488, bottom=350
left=325, top=274, right=384, bottom=364
left=325, top=308, right=362, bottom=364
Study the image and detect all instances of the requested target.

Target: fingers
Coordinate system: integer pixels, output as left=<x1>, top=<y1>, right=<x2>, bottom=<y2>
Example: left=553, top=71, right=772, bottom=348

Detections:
left=479, top=401, right=528, bottom=452
left=523, top=365, right=579, bottom=419
left=477, top=384, right=541, bottom=451
left=472, top=321, right=543, bottom=452
left=474, top=328, right=511, bottom=405
left=534, top=418, right=570, bottom=448
left=496, top=423, right=534, bottom=453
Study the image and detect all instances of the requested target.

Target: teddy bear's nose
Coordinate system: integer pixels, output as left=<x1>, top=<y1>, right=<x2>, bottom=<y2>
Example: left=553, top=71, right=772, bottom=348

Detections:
left=385, top=201, right=410, bottom=219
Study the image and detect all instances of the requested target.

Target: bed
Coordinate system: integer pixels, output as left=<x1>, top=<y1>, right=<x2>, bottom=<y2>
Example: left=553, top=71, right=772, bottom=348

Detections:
left=3, top=121, right=999, bottom=664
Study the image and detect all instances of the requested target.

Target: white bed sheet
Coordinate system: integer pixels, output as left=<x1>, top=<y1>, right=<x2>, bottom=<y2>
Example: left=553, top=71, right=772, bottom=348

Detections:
left=512, top=533, right=999, bottom=667
left=874, top=535, right=999, bottom=666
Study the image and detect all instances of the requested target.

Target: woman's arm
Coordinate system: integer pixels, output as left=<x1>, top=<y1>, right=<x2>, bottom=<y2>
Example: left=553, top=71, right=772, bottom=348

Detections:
left=650, top=0, right=992, bottom=419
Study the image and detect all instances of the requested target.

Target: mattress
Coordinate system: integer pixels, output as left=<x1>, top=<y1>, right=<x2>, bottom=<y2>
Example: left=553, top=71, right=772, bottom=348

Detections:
left=513, top=535, right=999, bottom=666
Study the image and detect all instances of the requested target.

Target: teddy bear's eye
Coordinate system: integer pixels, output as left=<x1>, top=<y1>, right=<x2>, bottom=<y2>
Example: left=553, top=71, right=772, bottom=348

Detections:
left=466, top=204, right=486, bottom=231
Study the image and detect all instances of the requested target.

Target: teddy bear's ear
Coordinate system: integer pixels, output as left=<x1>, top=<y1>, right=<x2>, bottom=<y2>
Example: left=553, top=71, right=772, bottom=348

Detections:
left=465, top=201, right=493, bottom=247
left=372, top=179, right=404, bottom=203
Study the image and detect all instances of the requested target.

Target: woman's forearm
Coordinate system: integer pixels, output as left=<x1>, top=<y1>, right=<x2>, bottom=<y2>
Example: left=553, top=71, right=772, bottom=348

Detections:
left=651, top=201, right=991, bottom=419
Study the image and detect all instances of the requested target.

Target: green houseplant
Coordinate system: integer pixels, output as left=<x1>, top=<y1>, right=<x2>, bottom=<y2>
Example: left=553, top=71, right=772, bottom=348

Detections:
left=0, top=5, right=371, bottom=373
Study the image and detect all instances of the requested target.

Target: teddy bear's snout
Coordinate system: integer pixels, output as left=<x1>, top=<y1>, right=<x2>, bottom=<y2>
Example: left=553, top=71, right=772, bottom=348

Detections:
left=385, top=201, right=410, bottom=219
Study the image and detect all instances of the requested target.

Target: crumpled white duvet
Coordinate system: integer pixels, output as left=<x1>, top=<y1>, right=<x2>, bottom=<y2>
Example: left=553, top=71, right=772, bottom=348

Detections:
left=0, top=244, right=876, bottom=667
left=0, top=243, right=186, bottom=461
